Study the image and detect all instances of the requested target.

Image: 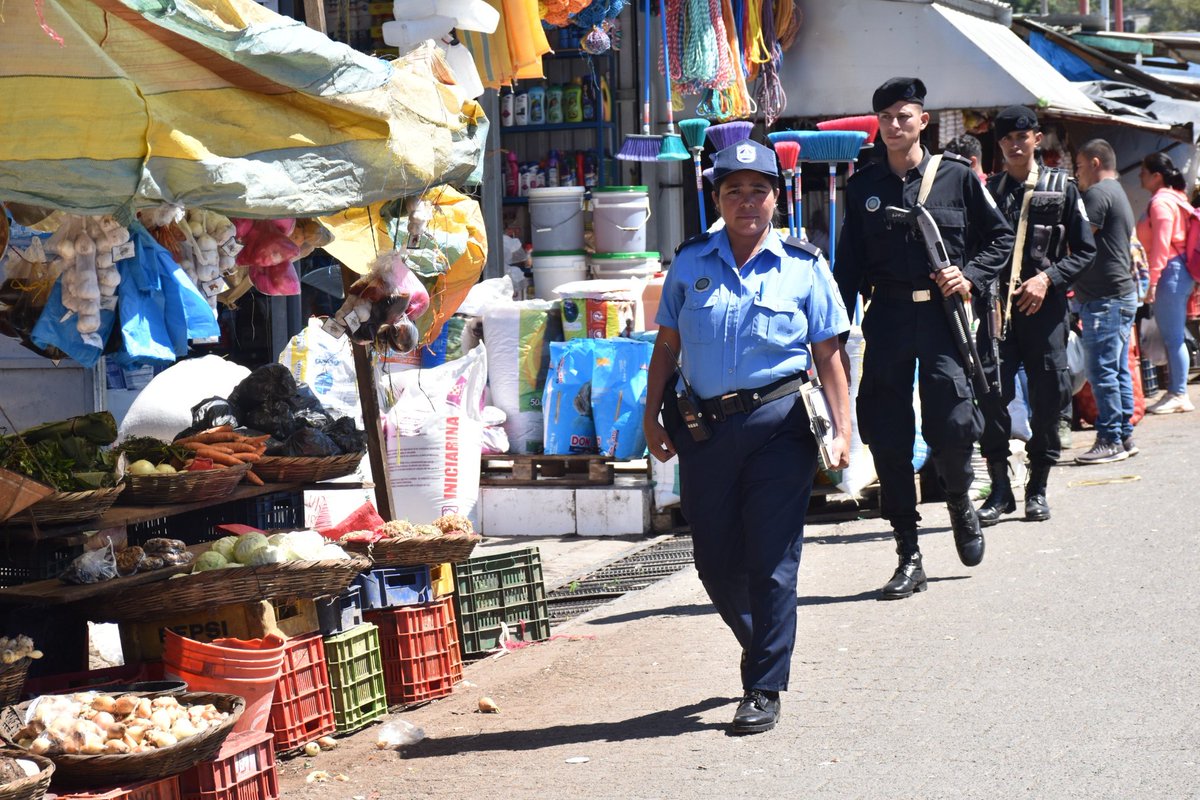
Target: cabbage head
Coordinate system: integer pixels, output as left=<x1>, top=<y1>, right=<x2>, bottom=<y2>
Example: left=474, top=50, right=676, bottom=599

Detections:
left=233, top=532, right=270, bottom=564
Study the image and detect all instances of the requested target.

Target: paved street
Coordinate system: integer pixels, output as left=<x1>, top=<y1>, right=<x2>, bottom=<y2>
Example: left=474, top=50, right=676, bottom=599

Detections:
left=279, top=387, right=1199, bottom=800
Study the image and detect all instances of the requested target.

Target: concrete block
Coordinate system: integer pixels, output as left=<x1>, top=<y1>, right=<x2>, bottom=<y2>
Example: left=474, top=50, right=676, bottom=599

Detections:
left=478, top=487, right=576, bottom=536
left=574, top=483, right=651, bottom=536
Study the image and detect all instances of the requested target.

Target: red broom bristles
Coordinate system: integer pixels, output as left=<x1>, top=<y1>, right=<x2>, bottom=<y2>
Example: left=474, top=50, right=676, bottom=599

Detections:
left=816, top=114, right=880, bottom=144
left=773, top=141, right=800, bottom=174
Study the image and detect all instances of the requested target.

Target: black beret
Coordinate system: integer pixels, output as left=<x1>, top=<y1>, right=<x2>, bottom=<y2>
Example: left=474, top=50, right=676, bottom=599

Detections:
left=993, top=105, right=1040, bottom=139
left=871, top=77, right=926, bottom=112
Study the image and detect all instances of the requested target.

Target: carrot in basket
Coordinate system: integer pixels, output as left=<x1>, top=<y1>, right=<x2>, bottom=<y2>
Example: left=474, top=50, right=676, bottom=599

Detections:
left=224, top=442, right=263, bottom=454
left=244, top=470, right=264, bottom=486
left=189, top=448, right=242, bottom=467
left=233, top=452, right=263, bottom=463
left=176, top=432, right=240, bottom=446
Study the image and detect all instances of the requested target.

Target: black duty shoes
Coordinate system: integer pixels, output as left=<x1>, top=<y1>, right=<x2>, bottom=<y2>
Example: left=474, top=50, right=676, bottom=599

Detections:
left=880, top=551, right=927, bottom=600
left=947, top=493, right=985, bottom=567
left=731, top=690, right=780, bottom=735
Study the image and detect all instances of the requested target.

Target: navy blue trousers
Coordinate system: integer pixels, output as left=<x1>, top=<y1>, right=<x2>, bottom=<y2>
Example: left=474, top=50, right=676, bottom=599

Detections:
left=670, top=393, right=817, bottom=693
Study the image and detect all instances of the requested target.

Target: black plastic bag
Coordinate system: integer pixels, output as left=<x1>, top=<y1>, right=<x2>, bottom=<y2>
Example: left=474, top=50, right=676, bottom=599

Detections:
left=323, top=416, right=366, bottom=455
left=176, top=398, right=240, bottom=439
left=229, top=364, right=334, bottom=439
left=270, top=426, right=339, bottom=457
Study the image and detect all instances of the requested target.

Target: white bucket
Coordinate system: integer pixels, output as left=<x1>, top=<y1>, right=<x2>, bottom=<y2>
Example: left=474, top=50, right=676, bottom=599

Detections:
left=589, top=251, right=660, bottom=279
left=591, top=186, right=651, bottom=254
left=528, top=186, right=586, bottom=253
left=531, top=250, right=588, bottom=300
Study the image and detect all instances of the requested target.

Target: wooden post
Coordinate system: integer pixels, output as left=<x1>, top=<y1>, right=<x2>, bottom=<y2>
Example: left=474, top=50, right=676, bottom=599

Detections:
left=340, top=265, right=395, bottom=520
left=302, top=0, right=326, bottom=33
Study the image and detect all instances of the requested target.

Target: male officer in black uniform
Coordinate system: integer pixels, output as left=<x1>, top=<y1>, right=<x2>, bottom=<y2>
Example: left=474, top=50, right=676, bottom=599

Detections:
left=835, top=77, right=1013, bottom=600
left=975, top=106, right=1096, bottom=525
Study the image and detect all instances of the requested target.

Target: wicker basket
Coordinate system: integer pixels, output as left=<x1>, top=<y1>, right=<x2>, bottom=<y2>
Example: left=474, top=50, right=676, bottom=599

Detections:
left=0, top=471, right=53, bottom=526
left=2, top=691, right=242, bottom=788
left=343, top=533, right=481, bottom=566
left=91, top=556, right=372, bottom=623
left=120, top=464, right=250, bottom=506
left=0, top=749, right=53, bottom=800
left=0, top=660, right=30, bottom=708
left=21, top=486, right=124, bottom=526
left=251, top=452, right=364, bottom=484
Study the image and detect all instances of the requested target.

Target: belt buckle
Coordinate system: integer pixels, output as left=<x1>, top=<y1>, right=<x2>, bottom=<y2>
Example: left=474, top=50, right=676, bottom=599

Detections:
left=912, top=289, right=932, bottom=303
left=719, top=392, right=741, bottom=415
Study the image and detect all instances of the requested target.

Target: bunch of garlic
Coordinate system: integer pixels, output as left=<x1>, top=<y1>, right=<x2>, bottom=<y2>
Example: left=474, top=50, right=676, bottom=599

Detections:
left=84, top=216, right=127, bottom=307
left=181, top=210, right=239, bottom=309
left=0, top=635, right=43, bottom=665
left=18, top=692, right=230, bottom=756
left=53, top=225, right=101, bottom=337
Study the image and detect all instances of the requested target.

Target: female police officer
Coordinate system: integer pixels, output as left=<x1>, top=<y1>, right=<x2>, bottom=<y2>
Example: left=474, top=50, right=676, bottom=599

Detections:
left=642, top=138, right=851, bottom=735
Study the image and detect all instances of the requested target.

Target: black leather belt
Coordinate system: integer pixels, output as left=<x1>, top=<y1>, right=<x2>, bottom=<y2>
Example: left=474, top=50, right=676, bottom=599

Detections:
left=700, top=374, right=810, bottom=423
left=871, top=283, right=936, bottom=303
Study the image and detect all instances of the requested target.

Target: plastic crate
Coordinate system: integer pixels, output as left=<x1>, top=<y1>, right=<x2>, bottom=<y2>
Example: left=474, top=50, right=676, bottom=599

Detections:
left=180, top=730, right=278, bottom=800
left=355, top=566, right=432, bottom=609
left=430, top=563, right=453, bottom=597
left=128, top=491, right=305, bottom=546
left=52, top=775, right=182, bottom=800
left=0, top=541, right=82, bottom=587
left=452, top=548, right=550, bottom=659
left=365, top=599, right=460, bottom=706
left=323, top=623, right=387, bottom=734
left=267, top=633, right=336, bottom=752
left=315, top=586, right=364, bottom=636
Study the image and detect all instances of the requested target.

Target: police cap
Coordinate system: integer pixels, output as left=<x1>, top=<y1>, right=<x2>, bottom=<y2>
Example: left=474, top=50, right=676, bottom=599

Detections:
left=993, top=105, right=1040, bottom=139
left=709, top=139, right=779, bottom=183
left=871, top=77, right=926, bottom=112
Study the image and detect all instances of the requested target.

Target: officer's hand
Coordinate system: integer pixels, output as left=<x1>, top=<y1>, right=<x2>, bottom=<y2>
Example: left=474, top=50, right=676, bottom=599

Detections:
left=828, top=435, right=850, bottom=471
left=644, top=418, right=677, bottom=462
left=1015, top=272, right=1052, bottom=315
left=931, top=266, right=972, bottom=300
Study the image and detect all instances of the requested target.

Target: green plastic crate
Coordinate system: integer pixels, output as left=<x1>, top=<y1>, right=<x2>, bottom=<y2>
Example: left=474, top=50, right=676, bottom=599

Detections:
left=323, top=623, right=387, bottom=734
left=452, top=549, right=550, bottom=658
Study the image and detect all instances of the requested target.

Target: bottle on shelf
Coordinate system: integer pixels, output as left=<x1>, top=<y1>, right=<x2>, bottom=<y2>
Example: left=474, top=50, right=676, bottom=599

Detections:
left=505, top=150, right=520, bottom=196
left=599, top=76, right=612, bottom=122
left=547, top=149, right=560, bottom=187
left=581, top=77, right=596, bottom=122
left=546, top=83, right=564, bottom=124
left=513, top=88, right=529, bottom=126
left=584, top=152, right=597, bottom=187
left=500, top=87, right=514, bottom=127
left=527, top=83, right=546, bottom=125
left=564, top=77, right=583, bottom=123
left=575, top=151, right=586, bottom=187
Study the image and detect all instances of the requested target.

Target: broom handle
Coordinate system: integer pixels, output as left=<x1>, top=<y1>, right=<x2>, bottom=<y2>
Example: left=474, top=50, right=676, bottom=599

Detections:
left=692, top=151, right=708, bottom=230
left=827, top=163, right=837, bottom=269
left=783, top=172, right=797, bottom=238
left=794, top=163, right=803, bottom=240
left=659, top=0, right=677, bottom=135
left=642, top=0, right=653, bottom=135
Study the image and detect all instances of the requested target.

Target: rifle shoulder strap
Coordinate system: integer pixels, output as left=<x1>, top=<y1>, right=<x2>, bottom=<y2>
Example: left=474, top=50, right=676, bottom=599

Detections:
left=917, top=155, right=942, bottom=205
left=1003, top=162, right=1040, bottom=333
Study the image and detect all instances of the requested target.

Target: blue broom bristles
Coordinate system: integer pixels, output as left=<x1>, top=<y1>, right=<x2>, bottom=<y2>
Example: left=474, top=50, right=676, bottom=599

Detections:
left=767, top=130, right=803, bottom=146
left=616, top=133, right=663, bottom=161
left=794, top=130, right=869, bottom=163
left=706, top=120, right=753, bottom=152
left=678, top=118, right=711, bottom=152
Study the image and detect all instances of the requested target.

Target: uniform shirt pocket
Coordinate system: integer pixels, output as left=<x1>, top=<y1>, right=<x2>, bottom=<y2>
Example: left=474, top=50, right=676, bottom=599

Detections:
left=679, top=290, right=722, bottom=342
left=928, top=206, right=968, bottom=260
left=751, top=296, right=806, bottom=344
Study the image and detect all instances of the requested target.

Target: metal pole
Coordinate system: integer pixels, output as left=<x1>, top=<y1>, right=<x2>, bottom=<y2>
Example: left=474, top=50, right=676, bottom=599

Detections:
left=1100, top=0, right=1110, bottom=29
left=1114, top=0, right=1124, bottom=31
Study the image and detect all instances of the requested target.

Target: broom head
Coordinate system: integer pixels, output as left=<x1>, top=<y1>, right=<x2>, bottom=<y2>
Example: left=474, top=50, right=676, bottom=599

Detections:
left=767, top=130, right=804, bottom=146
left=678, top=118, right=711, bottom=151
left=706, top=120, right=753, bottom=152
left=816, top=114, right=880, bottom=146
left=772, top=140, right=800, bottom=174
left=658, top=134, right=690, bottom=161
left=616, top=133, right=664, bottom=162
left=795, top=130, right=869, bottom=162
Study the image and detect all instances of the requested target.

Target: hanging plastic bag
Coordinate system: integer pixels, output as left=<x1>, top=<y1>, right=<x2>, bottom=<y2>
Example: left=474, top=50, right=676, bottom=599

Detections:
left=590, top=338, right=651, bottom=459
left=29, top=270, right=117, bottom=367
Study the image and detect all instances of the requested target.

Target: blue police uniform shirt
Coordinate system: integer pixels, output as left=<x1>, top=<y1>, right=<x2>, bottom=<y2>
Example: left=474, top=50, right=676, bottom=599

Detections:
left=656, top=228, right=850, bottom=399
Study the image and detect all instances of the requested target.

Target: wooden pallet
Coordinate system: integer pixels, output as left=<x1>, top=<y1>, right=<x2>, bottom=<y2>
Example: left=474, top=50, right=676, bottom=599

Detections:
left=481, top=454, right=620, bottom=486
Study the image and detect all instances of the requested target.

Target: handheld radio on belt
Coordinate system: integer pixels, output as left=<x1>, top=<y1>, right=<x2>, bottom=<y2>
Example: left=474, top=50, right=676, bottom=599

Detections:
left=662, top=342, right=712, bottom=442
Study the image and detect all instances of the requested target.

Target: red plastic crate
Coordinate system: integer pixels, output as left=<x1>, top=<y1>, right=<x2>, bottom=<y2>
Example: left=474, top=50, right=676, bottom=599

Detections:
left=366, top=599, right=462, bottom=706
left=267, top=633, right=336, bottom=752
left=180, top=730, right=278, bottom=800
left=52, top=775, right=182, bottom=800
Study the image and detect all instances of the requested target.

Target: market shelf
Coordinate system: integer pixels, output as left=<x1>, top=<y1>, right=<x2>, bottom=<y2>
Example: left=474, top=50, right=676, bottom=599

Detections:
left=500, top=121, right=616, bottom=135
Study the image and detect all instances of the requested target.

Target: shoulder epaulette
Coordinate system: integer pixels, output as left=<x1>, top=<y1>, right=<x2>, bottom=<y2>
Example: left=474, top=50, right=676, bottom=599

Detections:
left=942, top=151, right=971, bottom=167
left=674, top=231, right=713, bottom=256
left=847, top=161, right=881, bottom=183
left=782, top=236, right=823, bottom=258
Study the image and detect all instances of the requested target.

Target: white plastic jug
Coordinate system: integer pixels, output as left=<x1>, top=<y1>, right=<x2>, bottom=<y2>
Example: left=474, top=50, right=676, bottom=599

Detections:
left=433, top=0, right=499, bottom=32
left=382, top=16, right=455, bottom=53
left=439, top=38, right=485, bottom=100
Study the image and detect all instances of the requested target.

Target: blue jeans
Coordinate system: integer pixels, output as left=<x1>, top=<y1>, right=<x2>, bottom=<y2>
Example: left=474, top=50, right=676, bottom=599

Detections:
left=1079, top=292, right=1139, bottom=443
left=1153, top=257, right=1196, bottom=395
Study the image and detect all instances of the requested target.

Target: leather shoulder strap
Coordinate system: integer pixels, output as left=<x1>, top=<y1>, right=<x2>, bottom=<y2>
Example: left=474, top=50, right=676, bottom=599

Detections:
left=917, top=155, right=942, bottom=206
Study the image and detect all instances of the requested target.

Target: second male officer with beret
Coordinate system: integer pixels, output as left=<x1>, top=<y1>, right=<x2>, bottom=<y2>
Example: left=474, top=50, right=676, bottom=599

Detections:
left=835, top=77, right=1013, bottom=600
left=975, top=105, right=1095, bottom=526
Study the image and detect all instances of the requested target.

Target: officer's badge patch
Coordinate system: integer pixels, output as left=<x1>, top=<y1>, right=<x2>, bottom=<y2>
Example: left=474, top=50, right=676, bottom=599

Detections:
left=865, top=196, right=881, bottom=212
left=736, top=144, right=755, bottom=163
left=694, top=277, right=711, bottom=291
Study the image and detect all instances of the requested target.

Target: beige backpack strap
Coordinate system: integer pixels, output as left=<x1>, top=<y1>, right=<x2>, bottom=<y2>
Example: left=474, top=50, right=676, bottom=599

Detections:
left=917, top=155, right=941, bottom=206
left=1002, top=162, right=1040, bottom=334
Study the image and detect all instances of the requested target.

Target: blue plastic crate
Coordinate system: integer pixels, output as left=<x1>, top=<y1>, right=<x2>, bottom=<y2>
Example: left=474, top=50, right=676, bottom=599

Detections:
left=356, top=566, right=432, bottom=609
left=316, top=585, right=365, bottom=636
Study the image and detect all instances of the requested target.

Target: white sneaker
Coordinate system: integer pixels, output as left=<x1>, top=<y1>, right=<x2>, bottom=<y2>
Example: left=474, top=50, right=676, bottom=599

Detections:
left=1148, top=393, right=1196, bottom=414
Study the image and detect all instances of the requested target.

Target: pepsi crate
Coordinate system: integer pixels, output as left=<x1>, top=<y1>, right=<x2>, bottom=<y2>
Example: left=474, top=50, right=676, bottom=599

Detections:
left=315, top=585, right=365, bottom=636
left=323, top=623, right=387, bottom=734
left=452, top=548, right=549, bottom=658
left=127, top=491, right=304, bottom=546
left=355, top=565, right=432, bottom=609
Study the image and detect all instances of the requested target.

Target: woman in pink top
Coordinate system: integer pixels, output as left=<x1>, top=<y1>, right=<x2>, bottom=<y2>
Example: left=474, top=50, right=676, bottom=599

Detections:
left=1137, top=152, right=1196, bottom=414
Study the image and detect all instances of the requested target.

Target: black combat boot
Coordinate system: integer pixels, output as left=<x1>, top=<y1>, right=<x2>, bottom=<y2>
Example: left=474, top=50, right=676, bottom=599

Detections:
left=880, top=529, right=926, bottom=600
left=1025, top=463, right=1051, bottom=522
left=947, top=493, right=985, bottom=567
left=976, top=459, right=1015, bottom=527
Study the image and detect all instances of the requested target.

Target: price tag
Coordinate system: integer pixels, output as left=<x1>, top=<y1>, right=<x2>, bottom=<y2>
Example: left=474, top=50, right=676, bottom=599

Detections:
left=83, top=332, right=104, bottom=348
left=201, top=277, right=228, bottom=298
left=342, top=307, right=364, bottom=332
left=322, top=317, right=348, bottom=339
left=100, top=295, right=118, bottom=311
left=220, top=237, right=243, bottom=257
left=112, top=241, right=136, bottom=262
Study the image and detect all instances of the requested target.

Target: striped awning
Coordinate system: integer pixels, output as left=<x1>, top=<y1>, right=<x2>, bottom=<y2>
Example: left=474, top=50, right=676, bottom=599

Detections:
left=0, top=0, right=488, bottom=218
